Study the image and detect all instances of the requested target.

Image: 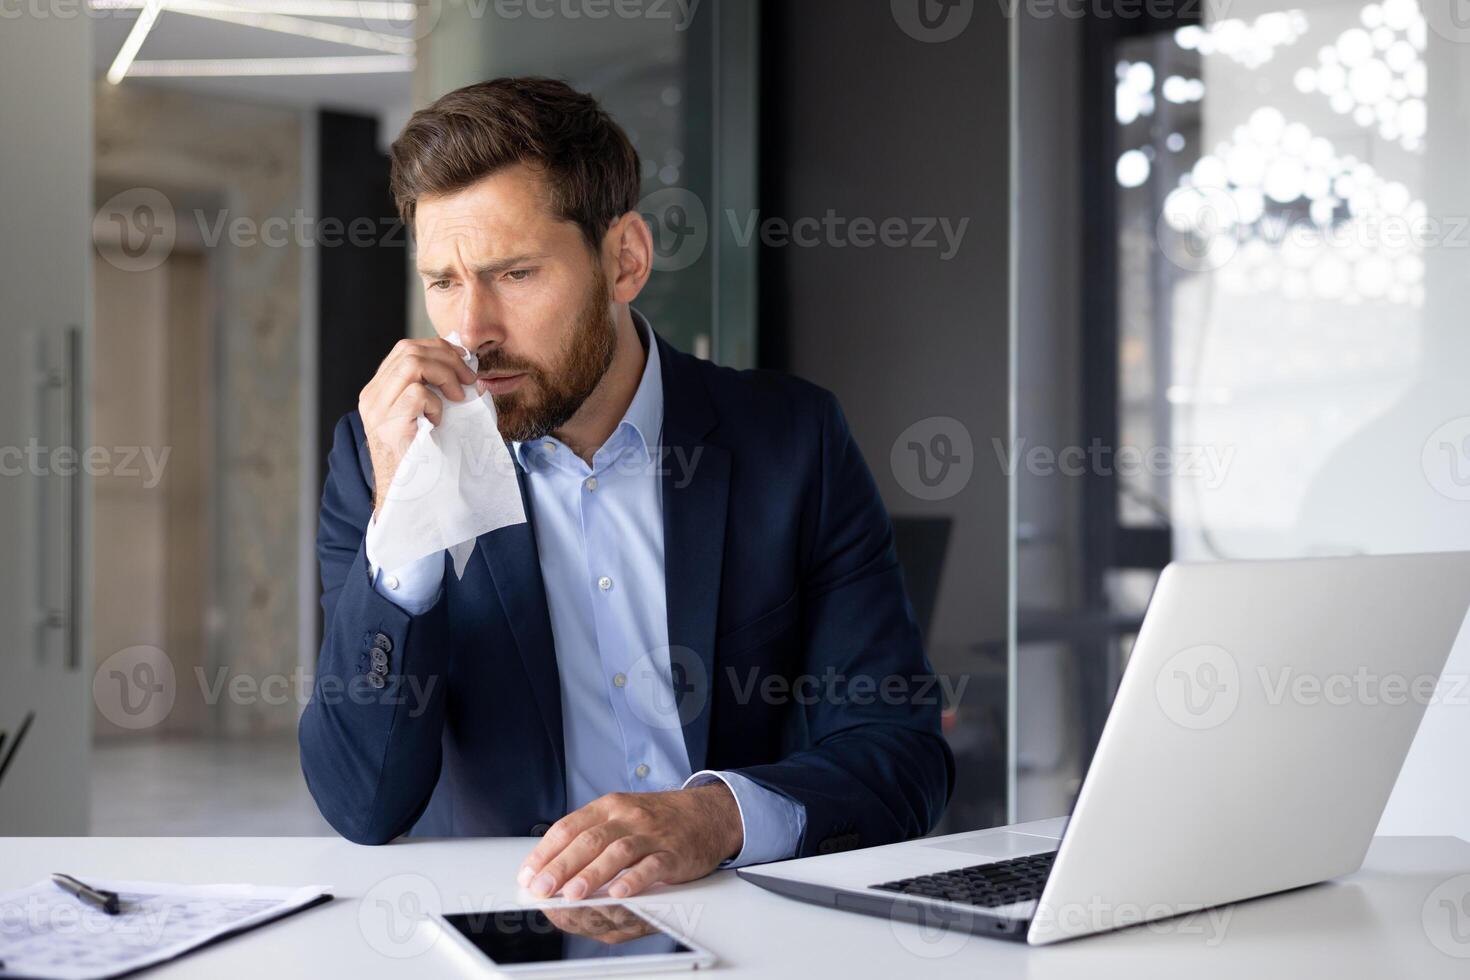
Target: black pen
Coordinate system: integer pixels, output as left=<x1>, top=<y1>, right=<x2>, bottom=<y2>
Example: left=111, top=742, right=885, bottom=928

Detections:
left=51, top=873, right=120, bottom=915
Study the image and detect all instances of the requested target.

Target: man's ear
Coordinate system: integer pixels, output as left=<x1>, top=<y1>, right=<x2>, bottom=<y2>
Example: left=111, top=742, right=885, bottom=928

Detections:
left=603, top=210, right=654, bottom=305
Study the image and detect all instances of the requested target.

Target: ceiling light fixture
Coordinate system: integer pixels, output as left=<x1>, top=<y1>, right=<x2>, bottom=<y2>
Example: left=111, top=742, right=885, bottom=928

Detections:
left=90, top=0, right=416, bottom=18
left=153, top=0, right=413, bottom=55
left=124, top=55, right=415, bottom=76
left=105, top=0, right=164, bottom=84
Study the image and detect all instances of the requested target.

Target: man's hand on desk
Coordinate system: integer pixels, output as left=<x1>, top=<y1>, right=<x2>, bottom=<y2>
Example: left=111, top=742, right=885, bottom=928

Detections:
left=516, top=783, right=743, bottom=900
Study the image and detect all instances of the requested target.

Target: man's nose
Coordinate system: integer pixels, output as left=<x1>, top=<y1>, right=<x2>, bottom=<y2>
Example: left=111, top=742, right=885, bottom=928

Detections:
left=456, top=279, right=507, bottom=354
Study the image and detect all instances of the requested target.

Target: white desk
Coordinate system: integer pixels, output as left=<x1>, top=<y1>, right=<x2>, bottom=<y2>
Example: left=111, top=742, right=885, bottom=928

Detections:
left=2, top=834, right=1469, bottom=978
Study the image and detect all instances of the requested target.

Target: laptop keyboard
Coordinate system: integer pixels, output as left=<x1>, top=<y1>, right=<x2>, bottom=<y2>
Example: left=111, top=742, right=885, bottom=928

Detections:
left=871, top=850, right=1057, bottom=909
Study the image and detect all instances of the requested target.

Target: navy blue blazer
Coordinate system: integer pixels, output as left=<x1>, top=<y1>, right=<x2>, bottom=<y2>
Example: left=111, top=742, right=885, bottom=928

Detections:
left=299, top=332, right=954, bottom=856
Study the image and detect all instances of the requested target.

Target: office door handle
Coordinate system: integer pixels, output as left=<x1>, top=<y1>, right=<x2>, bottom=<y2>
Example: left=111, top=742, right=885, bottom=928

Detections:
left=36, top=325, right=81, bottom=671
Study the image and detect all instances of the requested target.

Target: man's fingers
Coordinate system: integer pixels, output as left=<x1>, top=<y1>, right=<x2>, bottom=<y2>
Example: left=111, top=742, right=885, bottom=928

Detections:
left=528, top=823, right=626, bottom=899
left=376, top=382, right=438, bottom=431
left=427, top=337, right=480, bottom=384
left=420, top=338, right=479, bottom=386
left=367, top=384, right=440, bottom=443
left=606, top=851, right=674, bottom=898
left=358, top=336, right=480, bottom=513
left=385, top=337, right=477, bottom=383
left=392, top=352, right=469, bottom=402
left=561, top=834, right=654, bottom=900
left=518, top=806, right=603, bottom=887
left=368, top=340, right=475, bottom=406
left=360, top=347, right=469, bottom=424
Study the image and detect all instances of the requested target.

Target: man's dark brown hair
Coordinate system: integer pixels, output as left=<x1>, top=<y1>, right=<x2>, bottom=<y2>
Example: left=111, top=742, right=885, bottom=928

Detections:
left=389, top=76, right=642, bottom=251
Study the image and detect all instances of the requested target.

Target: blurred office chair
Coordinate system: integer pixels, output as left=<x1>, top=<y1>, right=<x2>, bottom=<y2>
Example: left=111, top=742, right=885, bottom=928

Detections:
left=891, top=516, right=952, bottom=641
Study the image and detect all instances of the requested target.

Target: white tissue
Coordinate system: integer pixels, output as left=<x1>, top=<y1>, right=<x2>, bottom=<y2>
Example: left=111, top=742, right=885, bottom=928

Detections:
left=367, top=332, right=527, bottom=579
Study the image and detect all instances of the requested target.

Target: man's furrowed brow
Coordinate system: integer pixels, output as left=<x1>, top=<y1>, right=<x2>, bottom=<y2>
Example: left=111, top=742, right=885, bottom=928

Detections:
left=416, top=254, right=550, bottom=279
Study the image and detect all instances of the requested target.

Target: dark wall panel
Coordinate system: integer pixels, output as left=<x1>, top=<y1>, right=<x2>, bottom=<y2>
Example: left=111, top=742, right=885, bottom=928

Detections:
left=758, top=0, right=1012, bottom=830
left=317, top=111, right=409, bottom=479
left=312, top=111, right=410, bottom=645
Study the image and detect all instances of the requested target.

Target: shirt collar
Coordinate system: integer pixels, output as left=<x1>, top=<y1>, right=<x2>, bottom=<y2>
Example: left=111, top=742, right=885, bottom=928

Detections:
left=511, top=307, right=663, bottom=472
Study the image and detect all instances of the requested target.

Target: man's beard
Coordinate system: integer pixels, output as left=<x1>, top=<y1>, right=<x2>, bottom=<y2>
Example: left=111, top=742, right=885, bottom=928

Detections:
left=479, top=271, right=616, bottom=443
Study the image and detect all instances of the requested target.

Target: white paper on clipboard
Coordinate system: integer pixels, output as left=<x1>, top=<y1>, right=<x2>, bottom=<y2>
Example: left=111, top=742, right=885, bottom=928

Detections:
left=0, top=877, right=330, bottom=980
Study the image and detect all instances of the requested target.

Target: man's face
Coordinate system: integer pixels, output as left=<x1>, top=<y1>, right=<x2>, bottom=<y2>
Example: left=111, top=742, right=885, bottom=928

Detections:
left=413, top=163, right=616, bottom=443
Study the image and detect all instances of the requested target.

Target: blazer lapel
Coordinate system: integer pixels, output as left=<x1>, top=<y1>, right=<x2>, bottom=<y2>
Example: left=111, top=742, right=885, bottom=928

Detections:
left=478, top=466, right=567, bottom=797
left=657, top=336, right=729, bottom=774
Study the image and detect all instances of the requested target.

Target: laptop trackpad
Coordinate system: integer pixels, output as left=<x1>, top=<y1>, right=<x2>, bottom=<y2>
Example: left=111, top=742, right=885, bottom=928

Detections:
left=921, top=831, right=1057, bottom=860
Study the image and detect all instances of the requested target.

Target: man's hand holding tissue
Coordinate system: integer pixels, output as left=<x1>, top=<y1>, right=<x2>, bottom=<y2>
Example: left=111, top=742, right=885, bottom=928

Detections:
left=358, top=337, right=478, bottom=513
left=516, top=783, right=744, bottom=900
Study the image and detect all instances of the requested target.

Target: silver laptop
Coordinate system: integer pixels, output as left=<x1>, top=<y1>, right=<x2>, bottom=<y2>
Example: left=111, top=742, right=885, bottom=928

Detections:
left=739, top=552, right=1470, bottom=945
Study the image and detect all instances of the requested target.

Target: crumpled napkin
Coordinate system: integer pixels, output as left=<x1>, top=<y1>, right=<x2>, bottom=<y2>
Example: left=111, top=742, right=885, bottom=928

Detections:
left=367, top=332, right=527, bottom=578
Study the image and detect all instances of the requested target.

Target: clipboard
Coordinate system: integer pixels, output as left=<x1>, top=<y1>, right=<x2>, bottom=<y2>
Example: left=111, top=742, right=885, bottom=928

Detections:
left=0, top=878, right=333, bottom=980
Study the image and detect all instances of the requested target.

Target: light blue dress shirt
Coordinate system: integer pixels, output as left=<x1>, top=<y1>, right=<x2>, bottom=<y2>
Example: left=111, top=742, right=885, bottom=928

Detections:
left=364, top=312, right=805, bottom=867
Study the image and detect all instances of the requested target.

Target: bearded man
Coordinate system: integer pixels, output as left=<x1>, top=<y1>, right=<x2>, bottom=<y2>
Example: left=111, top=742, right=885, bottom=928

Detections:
left=300, top=76, right=953, bottom=902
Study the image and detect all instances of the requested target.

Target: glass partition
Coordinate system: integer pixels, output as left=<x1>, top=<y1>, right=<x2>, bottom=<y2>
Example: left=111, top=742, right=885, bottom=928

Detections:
left=1014, top=0, right=1470, bottom=835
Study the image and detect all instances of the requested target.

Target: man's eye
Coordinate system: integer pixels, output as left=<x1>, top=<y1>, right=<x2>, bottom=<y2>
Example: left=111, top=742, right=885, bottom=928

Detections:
left=504, top=269, right=535, bottom=282
left=429, top=279, right=453, bottom=291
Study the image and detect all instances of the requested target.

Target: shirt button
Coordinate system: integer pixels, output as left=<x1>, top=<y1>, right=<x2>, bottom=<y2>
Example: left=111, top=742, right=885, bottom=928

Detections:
left=543, top=440, right=556, bottom=452
left=384, top=575, right=400, bottom=591
left=584, top=477, right=598, bottom=491
left=612, top=673, right=627, bottom=688
left=634, top=764, right=650, bottom=779
left=598, top=576, right=613, bottom=591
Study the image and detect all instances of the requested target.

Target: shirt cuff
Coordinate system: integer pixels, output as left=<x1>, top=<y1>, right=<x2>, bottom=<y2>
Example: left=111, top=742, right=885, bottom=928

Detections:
left=683, top=769, right=806, bottom=869
left=365, top=514, right=446, bottom=615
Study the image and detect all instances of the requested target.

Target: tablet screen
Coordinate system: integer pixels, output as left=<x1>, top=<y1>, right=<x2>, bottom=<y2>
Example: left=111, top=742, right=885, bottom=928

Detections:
left=441, top=904, right=693, bottom=965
